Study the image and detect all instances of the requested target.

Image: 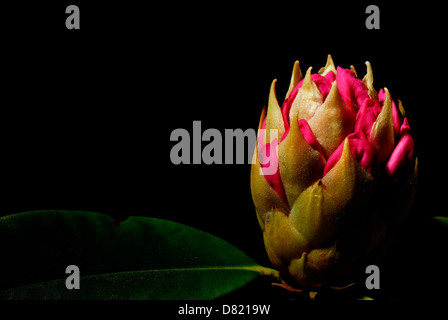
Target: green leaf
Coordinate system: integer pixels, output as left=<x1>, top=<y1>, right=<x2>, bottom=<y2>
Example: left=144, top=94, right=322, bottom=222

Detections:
left=0, top=210, right=276, bottom=300
left=434, top=216, right=448, bottom=229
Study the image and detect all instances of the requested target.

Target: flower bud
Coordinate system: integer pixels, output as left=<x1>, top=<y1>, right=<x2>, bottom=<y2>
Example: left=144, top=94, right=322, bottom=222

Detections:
left=250, top=55, right=418, bottom=287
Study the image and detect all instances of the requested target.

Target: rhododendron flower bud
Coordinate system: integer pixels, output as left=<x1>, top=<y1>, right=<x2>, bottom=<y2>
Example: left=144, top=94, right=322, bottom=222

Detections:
left=250, top=56, right=418, bottom=287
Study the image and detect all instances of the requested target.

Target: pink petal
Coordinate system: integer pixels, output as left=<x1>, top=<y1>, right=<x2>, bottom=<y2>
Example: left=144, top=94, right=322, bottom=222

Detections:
left=391, top=101, right=402, bottom=137
left=298, top=119, right=325, bottom=155
left=336, top=66, right=369, bottom=115
left=259, top=139, right=288, bottom=204
left=355, top=98, right=382, bottom=136
left=399, top=117, right=411, bottom=136
left=311, top=73, right=333, bottom=100
left=377, top=88, right=385, bottom=102
left=348, top=132, right=376, bottom=173
left=325, top=70, right=336, bottom=82
left=323, top=132, right=376, bottom=176
left=384, top=114, right=414, bottom=178
left=281, top=98, right=291, bottom=131
left=385, top=133, right=415, bottom=178
left=323, top=141, right=343, bottom=176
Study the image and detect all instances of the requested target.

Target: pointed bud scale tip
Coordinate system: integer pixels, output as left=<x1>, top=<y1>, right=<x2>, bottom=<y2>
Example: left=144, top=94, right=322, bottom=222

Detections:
left=362, top=61, right=377, bottom=100
left=369, top=87, right=395, bottom=163
left=398, top=99, right=406, bottom=117
left=350, top=65, right=358, bottom=78
left=375, top=87, right=392, bottom=114
left=363, top=61, right=373, bottom=81
left=265, top=79, right=286, bottom=143
left=340, top=137, right=353, bottom=167
left=289, top=67, right=323, bottom=122
left=304, top=66, right=313, bottom=80
left=318, top=55, right=336, bottom=76
left=285, top=61, right=303, bottom=99
left=325, top=81, right=345, bottom=107
left=383, top=87, right=392, bottom=111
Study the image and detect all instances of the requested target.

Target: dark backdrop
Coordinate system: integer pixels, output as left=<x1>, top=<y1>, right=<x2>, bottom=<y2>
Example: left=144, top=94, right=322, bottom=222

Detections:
left=1, top=1, right=445, bottom=301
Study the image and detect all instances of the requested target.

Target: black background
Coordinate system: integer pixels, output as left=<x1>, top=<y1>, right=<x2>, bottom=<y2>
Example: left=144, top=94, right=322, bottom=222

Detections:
left=1, top=0, right=447, bottom=307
